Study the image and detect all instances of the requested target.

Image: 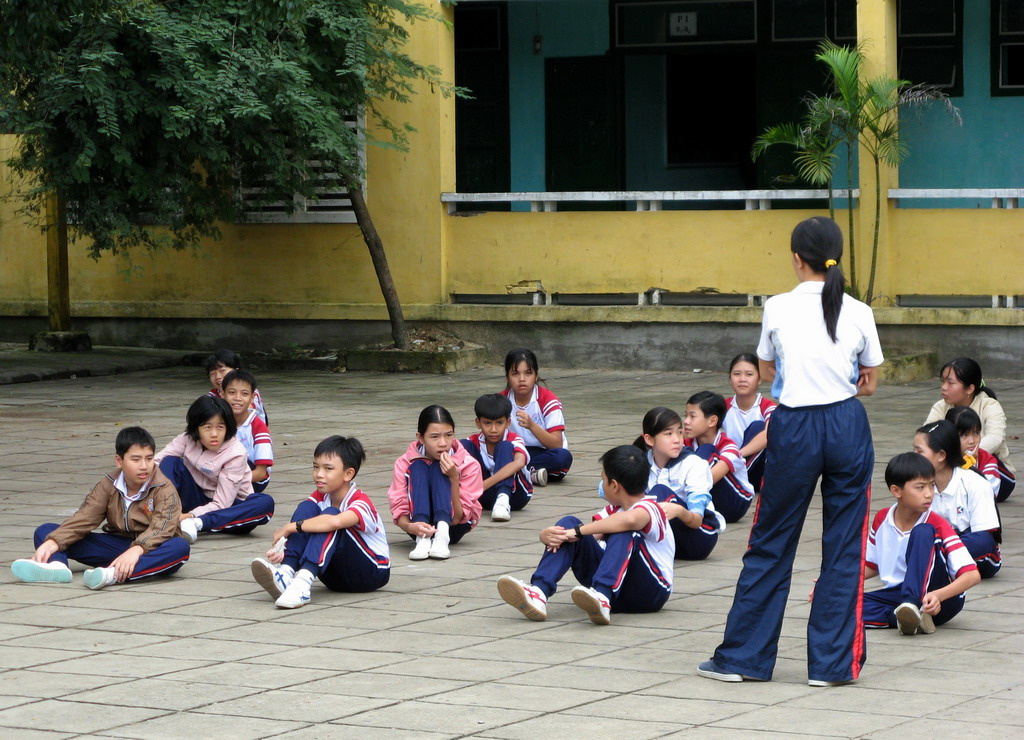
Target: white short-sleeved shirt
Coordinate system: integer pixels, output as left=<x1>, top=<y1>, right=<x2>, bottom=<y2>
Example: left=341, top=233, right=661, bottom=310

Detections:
left=930, top=467, right=1001, bottom=534
left=592, top=499, right=674, bottom=591
left=757, top=281, right=884, bottom=407
left=502, top=386, right=568, bottom=450
left=306, top=487, right=390, bottom=569
left=723, top=394, right=776, bottom=449
left=866, top=505, right=977, bottom=588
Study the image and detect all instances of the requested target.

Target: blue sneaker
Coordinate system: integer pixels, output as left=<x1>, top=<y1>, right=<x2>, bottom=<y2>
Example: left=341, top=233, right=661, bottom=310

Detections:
left=697, top=659, right=745, bottom=682
left=11, top=559, right=72, bottom=584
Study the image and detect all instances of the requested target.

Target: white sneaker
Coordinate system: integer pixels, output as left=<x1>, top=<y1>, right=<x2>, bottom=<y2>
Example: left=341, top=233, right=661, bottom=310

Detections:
left=571, top=585, right=612, bottom=625
left=491, top=494, right=512, bottom=522
left=83, top=567, right=118, bottom=590
left=497, top=576, right=548, bottom=621
left=429, top=522, right=451, bottom=560
left=919, top=610, right=937, bottom=635
left=895, top=602, right=923, bottom=635
left=409, top=536, right=432, bottom=560
left=531, top=467, right=549, bottom=487
left=275, top=569, right=313, bottom=609
left=11, top=559, right=72, bottom=584
left=251, top=558, right=293, bottom=598
left=179, top=517, right=201, bottom=544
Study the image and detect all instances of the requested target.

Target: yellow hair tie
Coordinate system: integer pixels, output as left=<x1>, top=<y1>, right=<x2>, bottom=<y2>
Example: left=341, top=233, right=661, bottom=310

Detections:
left=824, top=259, right=837, bottom=268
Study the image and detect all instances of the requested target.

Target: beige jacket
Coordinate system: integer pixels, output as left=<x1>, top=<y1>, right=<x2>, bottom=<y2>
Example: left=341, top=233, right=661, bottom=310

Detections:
left=925, top=393, right=1015, bottom=473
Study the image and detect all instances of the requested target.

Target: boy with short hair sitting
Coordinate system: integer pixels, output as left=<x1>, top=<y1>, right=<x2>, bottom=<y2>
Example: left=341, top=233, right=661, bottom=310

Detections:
left=11, top=427, right=190, bottom=590
left=221, top=369, right=273, bottom=493
left=250, top=436, right=390, bottom=609
left=497, top=445, right=682, bottom=625
left=461, top=393, right=532, bottom=522
left=861, top=451, right=981, bottom=635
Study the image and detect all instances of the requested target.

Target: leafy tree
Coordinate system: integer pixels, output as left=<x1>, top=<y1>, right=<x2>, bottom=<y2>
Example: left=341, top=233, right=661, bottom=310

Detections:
left=0, top=0, right=456, bottom=348
left=753, top=41, right=959, bottom=303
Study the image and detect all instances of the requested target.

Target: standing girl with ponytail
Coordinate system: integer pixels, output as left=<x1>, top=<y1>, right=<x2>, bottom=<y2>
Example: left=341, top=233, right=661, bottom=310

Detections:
left=699, top=216, right=884, bottom=687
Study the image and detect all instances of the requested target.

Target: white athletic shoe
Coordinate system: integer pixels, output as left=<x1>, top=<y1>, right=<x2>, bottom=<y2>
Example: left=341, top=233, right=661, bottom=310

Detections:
left=895, top=602, right=923, bottom=635
left=179, top=517, right=201, bottom=544
left=530, top=468, right=549, bottom=487
left=409, top=535, right=432, bottom=560
left=497, top=575, right=548, bottom=621
left=275, top=569, right=313, bottom=609
left=251, top=558, right=293, bottom=598
left=11, top=559, right=72, bottom=584
left=83, top=567, right=118, bottom=590
left=918, top=609, right=937, bottom=635
left=571, top=585, right=612, bottom=625
left=491, top=495, right=512, bottom=522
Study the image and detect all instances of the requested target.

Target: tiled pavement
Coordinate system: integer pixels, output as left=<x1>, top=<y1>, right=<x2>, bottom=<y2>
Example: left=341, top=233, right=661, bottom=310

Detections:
left=0, top=363, right=1021, bottom=738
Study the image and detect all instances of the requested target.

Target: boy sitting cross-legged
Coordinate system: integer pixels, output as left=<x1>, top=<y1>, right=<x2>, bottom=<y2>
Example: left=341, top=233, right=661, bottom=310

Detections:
left=11, top=427, right=190, bottom=590
left=497, top=445, right=683, bottom=625
left=461, top=393, right=532, bottom=523
left=251, top=435, right=390, bottom=609
left=822, top=451, right=981, bottom=636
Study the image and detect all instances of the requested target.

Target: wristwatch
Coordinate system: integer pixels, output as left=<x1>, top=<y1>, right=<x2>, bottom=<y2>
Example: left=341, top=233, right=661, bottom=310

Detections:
left=295, top=519, right=305, bottom=533
left=574, top=525, right=584, bottom=539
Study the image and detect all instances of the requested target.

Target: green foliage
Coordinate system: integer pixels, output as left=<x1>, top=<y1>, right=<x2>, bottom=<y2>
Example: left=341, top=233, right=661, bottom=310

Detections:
left=0, top=0, right=456, bottom=256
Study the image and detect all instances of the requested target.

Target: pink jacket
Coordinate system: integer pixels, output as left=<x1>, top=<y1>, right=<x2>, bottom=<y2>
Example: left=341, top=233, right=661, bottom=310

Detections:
left=387, top=439, right=483, bottom=527
left=155, top=433, right=254, bottom=517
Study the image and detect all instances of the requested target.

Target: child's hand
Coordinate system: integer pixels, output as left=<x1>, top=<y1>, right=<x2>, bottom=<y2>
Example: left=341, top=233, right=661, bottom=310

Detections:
left=30, top=539, right=59, bottom=563
left=406, top=521, right=437, bottom=537
left=109, top=546, right=143, bottom=582
left=539, top=525, right=568, bottom=551
left=921, top=592, right=941, bottom=615
left=808, top=578, right=817, bottom=603
left=439, top=451, right=459, bottom=479
left=516, top=410, right=533, bottom=429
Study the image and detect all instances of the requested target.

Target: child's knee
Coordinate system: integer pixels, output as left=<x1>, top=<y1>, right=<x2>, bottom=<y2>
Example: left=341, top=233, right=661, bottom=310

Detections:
left=555, top=515, right=582, bottom=529
left=694, top=443, right=719, bottom=461
left=33, top=523, right=59, bottom=547
left=291, top=500, right=321, bottom=521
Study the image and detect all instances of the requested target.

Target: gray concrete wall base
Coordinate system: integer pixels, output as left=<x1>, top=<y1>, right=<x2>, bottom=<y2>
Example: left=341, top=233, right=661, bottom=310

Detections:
left=1, top=316, right=1021, bottom=378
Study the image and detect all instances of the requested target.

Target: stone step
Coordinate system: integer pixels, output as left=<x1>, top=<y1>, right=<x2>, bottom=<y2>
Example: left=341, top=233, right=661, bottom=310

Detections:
left=878, top=350, right=937, bottom=384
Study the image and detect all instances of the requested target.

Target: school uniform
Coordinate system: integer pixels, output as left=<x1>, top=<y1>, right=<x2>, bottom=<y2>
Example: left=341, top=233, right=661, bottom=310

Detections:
left=34, top=469, right=190, bottom=582
left=530, top=499, right=674, bottom=613
left=968, top=447, right=1007, bottom=501
left=235, top=409, right=273, bottom=493
left=925, top=394, right=1015, bottom=487
left=387, top=439, right=483, bottom=544
left=209, top=386, right=267, bottom=424
left=461, top=430, right=533, bottom=511
left=281, top=487, right=390, bottom=592
left=156, top=433, right=274, bottom=535
left=863, top=506, right=978, bottom=628
left=645, top=449, right=725, bottom=560
left=724, top=393, right=777, bottom=492
left=930, top=467, right=1001, bottom=579
left=501, top=386, right=573, bottom=480
left=685, top=431, right=754, bottom=523
left=712, top=280, right=884, bottom=684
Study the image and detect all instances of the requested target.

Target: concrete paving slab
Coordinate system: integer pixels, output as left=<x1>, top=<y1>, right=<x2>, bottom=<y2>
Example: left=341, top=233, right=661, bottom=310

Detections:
left=0, top=363, right=1022, bottom=738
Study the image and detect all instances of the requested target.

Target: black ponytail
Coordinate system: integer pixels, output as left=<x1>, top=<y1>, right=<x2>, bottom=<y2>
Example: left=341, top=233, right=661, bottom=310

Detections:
left=791, top=216, right=845, bottom=343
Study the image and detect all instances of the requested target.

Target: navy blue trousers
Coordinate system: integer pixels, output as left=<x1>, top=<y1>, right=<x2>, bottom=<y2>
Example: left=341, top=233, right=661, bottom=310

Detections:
left=405, top=460, right=471, bottom=544
left=741, top=421, right=767, bottom=493
left=462, top=438, right=531, bottom=511
left=34, top=523, right=190, bottom=581
left=958, top=528, right=1001, bottom=579
left=160, top=457, right=274, bottom=534
left=863, top=523, right=965, bottom=628
left=994, top=455, right=1015, bottom=503
left=649, top=484, right=719, bottom=561
left=282, top=501, right=389, bottom=592
left=529, top=515, right=671, bottom=613
left=526, top=446, right=573, bottom=482
left=713, top=397, right=873, bottom=683
left=694, top=443, right=754, bottom=523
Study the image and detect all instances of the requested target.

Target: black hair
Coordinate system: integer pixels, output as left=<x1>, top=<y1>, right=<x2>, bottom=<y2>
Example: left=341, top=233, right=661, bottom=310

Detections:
left=221, top=368, right=258, bottom=392
left=504, top=348, right=544, bottom=388
left=791, top=216, right=845, bottom=343
left=729, top=353, right=760, bottom=373
left=474, top=393, right=513, bottom=420
left=417, top=404, right=456, bottom=435
left=599, top=445, right=650, bottom=496
left=204, top=348, right=243, bottom=373
left=884, top=452, right=936, bottom=489
left=115, top=426, right=156, bottom=457
left=916, top=420, right=963, bottom=470
left=940, top=357, right=996, bottom=400
left=313, top=435, right=365, bottom=474
left=944, top=406, right=983, bottom=436
left=185, top=395, right=237, bottom=443
left=633, top=407, right=683, bottom=451
left=686, top=391, right=726, bottom=430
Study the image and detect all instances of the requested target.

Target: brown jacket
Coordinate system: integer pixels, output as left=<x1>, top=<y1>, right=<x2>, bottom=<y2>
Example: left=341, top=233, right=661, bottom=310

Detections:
left=46, top=468, right=182, bottom=552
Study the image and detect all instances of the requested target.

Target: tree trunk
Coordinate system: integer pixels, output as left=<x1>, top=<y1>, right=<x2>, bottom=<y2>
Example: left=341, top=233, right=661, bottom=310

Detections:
left=346, top=182, right=411, bottom=350
left=845, top=143, right=857, bottom=295
left=866, top=152, right=882, bottom=305
left=45, top=190, right=71, bottom=332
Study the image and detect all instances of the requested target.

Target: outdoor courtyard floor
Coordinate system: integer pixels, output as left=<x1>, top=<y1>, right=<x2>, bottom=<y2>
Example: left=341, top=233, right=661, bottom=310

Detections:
left=0, top=362, right=1021, bottom=738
